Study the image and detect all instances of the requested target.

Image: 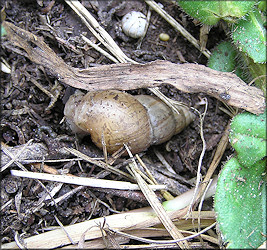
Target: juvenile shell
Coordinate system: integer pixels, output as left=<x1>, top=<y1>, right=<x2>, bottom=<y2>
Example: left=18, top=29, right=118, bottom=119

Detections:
left=159, top=33, right=170, bottom=41
left=121, top=11, right=147, bottom=39
left=64, top=90, right=195, bottom=154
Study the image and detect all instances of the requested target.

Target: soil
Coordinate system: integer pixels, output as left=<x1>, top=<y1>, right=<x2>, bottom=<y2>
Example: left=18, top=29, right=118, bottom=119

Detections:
left=1, top=0, right=231, bottom=247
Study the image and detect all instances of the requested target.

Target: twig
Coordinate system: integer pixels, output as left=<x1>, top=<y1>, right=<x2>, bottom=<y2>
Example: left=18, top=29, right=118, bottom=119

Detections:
left=2, top=181, right=217, bottom=249
left=186, top=98, right=208, bottom=216
left=197, top=179, right=213, bottom=232
left=65, top=0, right=136, bottom=64
left=81, top=35, right=119, bottom=63
left=54, top=215, right=76, bottom=245
left=1, top=140, right=33, bottom=172
left=153, top=149, right=176, bottom=174
left=136, top=7, right=151, bottom=49
left=109, top=222, right=216, bottom=244
left=195, top=121, right=231, bottom=204
left=64, top=147, right=134, bottom=181
left=3, top=21, right=265, bottom=114
left=10, top=169, right=166, bottom=191
left=125, top=145, right=189, bottom=249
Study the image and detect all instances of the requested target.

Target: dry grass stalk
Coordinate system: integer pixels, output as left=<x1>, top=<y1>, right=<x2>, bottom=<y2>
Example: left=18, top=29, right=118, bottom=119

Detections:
left=125, top=146, right=189, bottom=248
left=10, top=169, right=166, bottom=191
left=2, top=177, right=217, bottom=249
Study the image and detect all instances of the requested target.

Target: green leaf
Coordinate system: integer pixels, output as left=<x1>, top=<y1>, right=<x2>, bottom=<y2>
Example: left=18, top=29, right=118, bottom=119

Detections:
left=214, top=157, right=266, bottom=248
left=257, top=0, right=266, bottom=12
left=230, top=133, right=266, bottom=166
left=229, top=110, right=266, bottom=167
left=239, top=52, right=266, bottom=95
left=230, top=111, right=266, bottom=139
left=207, top=41, right=237, bottom=72
left=232, top=9, right=266, bottom=63
left=177, top=1, right=256, bottom=25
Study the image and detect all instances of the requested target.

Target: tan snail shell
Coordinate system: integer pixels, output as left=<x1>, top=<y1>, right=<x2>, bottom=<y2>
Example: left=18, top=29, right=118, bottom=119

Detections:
left=64, top=90, right=195, bottom=154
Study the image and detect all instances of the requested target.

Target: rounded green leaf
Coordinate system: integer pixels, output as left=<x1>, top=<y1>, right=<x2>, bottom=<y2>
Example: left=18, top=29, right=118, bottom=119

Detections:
left=232, top=9, right=266, bottom=63
left=177, top=1, right=256, bottom=25
left=214, top=157, right=266, bottom=248
left=229, top=110, right=266, bottom=167
left=230, top=133, right=266, bottom=166
left=230, top=111, right=266, bottom=139
left=207, top=41, right=237, bottom=72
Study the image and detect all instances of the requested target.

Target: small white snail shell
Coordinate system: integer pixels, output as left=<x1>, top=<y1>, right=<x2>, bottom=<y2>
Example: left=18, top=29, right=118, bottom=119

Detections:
left=64, top=90, right=195, bottom=154
left=121, top=11, right=147, bottom=39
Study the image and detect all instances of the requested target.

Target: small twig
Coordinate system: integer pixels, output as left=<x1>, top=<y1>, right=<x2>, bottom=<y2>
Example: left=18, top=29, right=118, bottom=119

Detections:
left=87, top=190, right=120, bottom=214
left=54, top=215, right=76, bottom=245
left=148, top=87, right=190, bottom=117
left=248, top=74, right=266, bottom=86
left=197, top=179, right=213, bottom=232
left=137, top=153, right=174, bottom=200
left=136, top=7, right=152, bottom=49
left=64, top=147, right=134, bottom=181
left=14, top=231, right=26, bottom=249
left=14, top=185, right=23, bottom=217
left=0, top=199, right=13, bottom=212
left=81, top=35, right=119, bottom=63
left=154, top=148, right=176, bottom=174
left=65, top=0, right=136, bottom=64
left=10, top=169, right=166, bottom=191
left=50, top=186, right=84, bottom=205
left=125, top=144, right=189, bottom=249
left=187, top=98, right=208, bottom=216
left=1, top=142, right=58, bottom=211
left=24, top=71, right=62, bottom=110
left=1, top=139, right=33, bottom=172
left=109, top=222, right=216, bottom=244
left=195, top=122, right=231, bottom=204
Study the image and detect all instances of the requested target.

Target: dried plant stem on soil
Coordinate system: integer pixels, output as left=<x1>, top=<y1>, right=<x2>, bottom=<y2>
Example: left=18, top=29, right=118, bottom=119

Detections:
left=1, top=140, right=34, bottom=172
left=1, top=142, right=71, bottom=167
left=186, top=99, right=208, bottom=216
left=195, top=122, right=231, bottom=204
left=81, top=35, right=119, bottom=63
left=65, top=0, right=136, bottom=64
left=64, top=147, right=134, bottom=181
left=126, top=145, right=189, bottom=248
left=108, top=222, right=216, bottom=244
left=3, top=21, right=265, bottom=114
left=10, top=169, right=166, bottom=191
left=2, top=181, right=217, bottom=249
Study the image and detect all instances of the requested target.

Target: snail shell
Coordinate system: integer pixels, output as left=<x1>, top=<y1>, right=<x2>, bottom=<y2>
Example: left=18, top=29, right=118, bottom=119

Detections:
left=64, top=90, right=195, bottom=154
left=159, top=33, right=170, bottom=41
left=121, top=11, right=147, bottom=39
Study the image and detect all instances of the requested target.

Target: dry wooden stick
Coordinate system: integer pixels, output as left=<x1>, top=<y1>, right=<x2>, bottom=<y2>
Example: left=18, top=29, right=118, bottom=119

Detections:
left=126, top=146, right=189, bottom=248
left=3, top=21, right=265, bottom=114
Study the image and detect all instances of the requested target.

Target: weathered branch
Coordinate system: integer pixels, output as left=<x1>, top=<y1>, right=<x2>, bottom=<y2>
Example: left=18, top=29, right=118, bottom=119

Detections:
left=3, top=21, right=265, bottom=114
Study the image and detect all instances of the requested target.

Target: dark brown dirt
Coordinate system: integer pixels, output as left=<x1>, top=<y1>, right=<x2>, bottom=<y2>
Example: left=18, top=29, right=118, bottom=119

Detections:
left=1, top=0, right=230, bottom=247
